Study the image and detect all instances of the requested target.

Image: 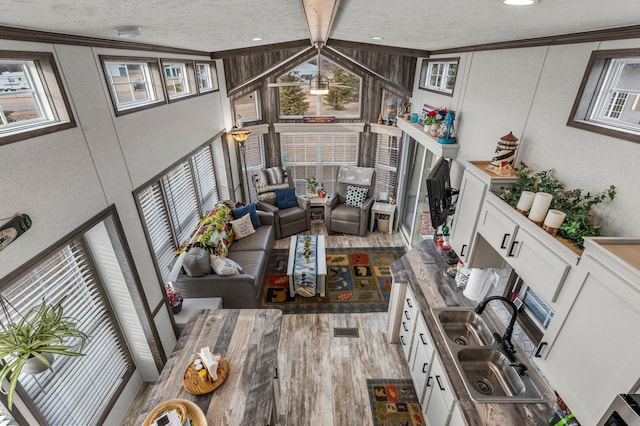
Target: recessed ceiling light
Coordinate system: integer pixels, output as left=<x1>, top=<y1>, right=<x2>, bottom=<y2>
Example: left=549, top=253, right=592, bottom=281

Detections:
left=115, top=26, right=141, bottom=38
left=252, top=37, right=263, bottom=41
left=371, top=36, right=383, bottom=40
left=503, top=0, right=536, bottom=5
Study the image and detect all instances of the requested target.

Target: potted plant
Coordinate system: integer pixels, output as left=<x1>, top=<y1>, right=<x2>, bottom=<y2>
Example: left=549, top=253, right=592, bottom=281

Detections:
left=305, top=177, right=320, bottom=196
left=423, top=107, right=448, bottom=136
left=166, top=282, right=183, bottom=314
left=0, top=295, right=88, bottom=409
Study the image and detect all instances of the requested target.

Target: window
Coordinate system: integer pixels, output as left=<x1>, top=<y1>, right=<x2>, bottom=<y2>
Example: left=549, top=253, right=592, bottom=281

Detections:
left=101, top=56, right=165, bottom=115
left=237, top=132, right=266, bottom=202
left=505, top=274, right=554, bottom=343
left=1, top=239, right=134, bottom=425
left=276, top=55, right=362, bottom=119
left=381, top=90, right=408, bottom=124
left=281, top=132, right=358, bottom=195
left=569, top=50, right=640, bottom=143
left=233, top=90, right=261, bottom=124
left=0, top=52, right=75, bottom=145
left=162, top=61, right=197, bottom=101
left=135, top=140, right=221, bottom=282
left=373, top=133, right=401, bottom=200
left=419, top=58, right=459, bottom=95
left=196, top=62, right=218, bottom=93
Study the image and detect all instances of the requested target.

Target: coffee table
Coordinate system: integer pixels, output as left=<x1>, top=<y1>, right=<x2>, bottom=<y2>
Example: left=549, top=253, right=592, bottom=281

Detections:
left=287, top=235, right=326, bottom=297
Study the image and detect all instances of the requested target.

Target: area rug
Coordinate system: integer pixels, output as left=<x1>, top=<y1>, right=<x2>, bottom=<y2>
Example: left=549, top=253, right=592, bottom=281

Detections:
left=260, top=246, right=405, bottom=314
left=367, top=379, right=425, bottom=426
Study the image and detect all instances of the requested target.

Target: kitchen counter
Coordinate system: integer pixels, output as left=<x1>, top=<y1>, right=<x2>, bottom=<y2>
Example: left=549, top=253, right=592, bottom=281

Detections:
left=136, top=309, right=282, bottom=425
left=390, top=239, right=554, bottom=425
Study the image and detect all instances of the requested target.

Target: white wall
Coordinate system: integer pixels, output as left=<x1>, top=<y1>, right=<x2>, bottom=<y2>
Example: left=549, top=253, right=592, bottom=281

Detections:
left=413, top=39, right=640, bottom=237
left=0, top=40, right=228, bottom=376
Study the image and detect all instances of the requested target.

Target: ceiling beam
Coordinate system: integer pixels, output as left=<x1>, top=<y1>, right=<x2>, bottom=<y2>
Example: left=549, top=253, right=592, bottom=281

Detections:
left=301, top=0, right=341, bottom=45
left=327, top=39, right=430, bottom=58
left=211, top=39, right=310, bottom=59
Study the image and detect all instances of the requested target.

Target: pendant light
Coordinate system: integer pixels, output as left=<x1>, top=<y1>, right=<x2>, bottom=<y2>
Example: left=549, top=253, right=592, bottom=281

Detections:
left=309, top=43, right=330, bottom=95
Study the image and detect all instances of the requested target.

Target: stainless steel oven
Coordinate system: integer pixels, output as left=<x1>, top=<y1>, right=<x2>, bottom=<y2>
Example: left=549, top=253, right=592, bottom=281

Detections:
left=598, top=395, right=640, bottom=426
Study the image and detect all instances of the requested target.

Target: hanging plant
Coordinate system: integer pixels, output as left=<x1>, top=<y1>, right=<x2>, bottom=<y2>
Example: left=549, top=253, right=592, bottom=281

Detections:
left=494, top=163, right=616, bottom=248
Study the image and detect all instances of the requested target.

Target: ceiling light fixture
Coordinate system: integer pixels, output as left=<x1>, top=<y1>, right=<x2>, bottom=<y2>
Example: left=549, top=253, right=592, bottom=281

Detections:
left=503, top=0, right=536, bottom=5
left=371, top=36, right=383, bottom=40
left=309, top=43, right=330, bottom=95
left=252, top=37, right=263, bottom=41
left=115, top=25, right=141, bottom=38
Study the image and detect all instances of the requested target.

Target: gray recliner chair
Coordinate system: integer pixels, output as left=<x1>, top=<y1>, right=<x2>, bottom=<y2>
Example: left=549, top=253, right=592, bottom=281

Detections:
left=325, top=166, right=375, bottom=236
left=252, top=167, right=310, bottom=240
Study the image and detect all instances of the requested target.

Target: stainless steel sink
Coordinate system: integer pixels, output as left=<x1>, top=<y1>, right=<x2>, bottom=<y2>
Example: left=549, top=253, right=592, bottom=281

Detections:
left=431, top=307, right=546, bottom=403
left=436, top=309, right=496, bottom=347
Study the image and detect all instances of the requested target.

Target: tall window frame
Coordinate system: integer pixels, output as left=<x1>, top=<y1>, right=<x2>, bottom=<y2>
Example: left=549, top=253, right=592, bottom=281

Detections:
left=134, top=137, right=222, bottom=283
left=237, top=130, right=266, bottom=202
left=419, top=58, right=459, bottom=96
left=101, top=56, right=165, bottom=116
left=232, top=90, right=261, bottom=124
left=373, top=132, right=401, bottom=201
left=569, top=50, right=640, bottom=143
left=0, top=51, right=75, bottom=146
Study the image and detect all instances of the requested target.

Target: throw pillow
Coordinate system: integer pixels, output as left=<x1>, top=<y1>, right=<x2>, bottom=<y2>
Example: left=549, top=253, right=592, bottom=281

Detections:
left=182, top=247, right=212, bottom=277
left=230, top=213, right=256, bottom=240
left=345, top=184, right=368, bottom=208
left=231, top=202, right=261, bottom=228
left=210, top=255, right=245, bottom=275
left=274, top=187, right=298, bottom=209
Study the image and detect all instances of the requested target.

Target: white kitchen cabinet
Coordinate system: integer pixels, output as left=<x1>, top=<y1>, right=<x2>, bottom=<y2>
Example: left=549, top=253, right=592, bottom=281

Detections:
left=409, top=313, right=435, bottom=400
left=399, top=286, right=419, bottom=360
left=450, top=161, right=517, bottom=264
left=470, top=191, right=580, bottom=303
left=534, top=238, right=640, bottom=424
left=422, top=352, right=456, bottom=426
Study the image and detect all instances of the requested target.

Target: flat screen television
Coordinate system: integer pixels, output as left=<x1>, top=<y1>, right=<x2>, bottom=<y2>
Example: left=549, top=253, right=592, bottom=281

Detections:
left=426, top=157, right=452, bottom=229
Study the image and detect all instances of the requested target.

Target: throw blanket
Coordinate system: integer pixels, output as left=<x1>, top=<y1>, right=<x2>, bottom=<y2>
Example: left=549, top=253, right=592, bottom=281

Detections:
left=292, top=235, right=318, bottom=297
left=337, top=166, right=374, bottom=186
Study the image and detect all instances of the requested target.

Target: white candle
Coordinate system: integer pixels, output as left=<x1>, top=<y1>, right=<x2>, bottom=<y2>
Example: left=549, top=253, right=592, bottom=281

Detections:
left=516, top=191, right=535, bottom=213
left=543, top=209, right=566, bottom=235
left=528, top=192, right=553, bottom=224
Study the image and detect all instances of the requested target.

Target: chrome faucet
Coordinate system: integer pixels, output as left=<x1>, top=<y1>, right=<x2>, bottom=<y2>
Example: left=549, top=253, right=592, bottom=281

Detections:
left=475, top=296, right=519, bottom=363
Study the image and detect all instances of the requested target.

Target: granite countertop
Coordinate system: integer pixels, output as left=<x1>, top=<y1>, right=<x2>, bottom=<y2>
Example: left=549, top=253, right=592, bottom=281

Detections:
left=391, top=239, right=554, bottom=426
left=136, top=309, right=282, bottom=425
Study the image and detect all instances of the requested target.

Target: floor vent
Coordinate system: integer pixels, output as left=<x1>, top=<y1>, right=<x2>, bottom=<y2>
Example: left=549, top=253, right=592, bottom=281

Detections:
left=334, top=327, right=359, bottom=338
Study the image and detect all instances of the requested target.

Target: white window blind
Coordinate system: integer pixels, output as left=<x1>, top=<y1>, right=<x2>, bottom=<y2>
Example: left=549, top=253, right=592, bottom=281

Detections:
left=239, top=134, right=266, bottom=202
left=1, top=240, right=132, bottom=425
left=162, top=161, right=200, bottom=245
left=281, top=132, right=358, bottom=195
left=374, top=133, right=400, bottom=199
left=137, top=183, right=176, bottom=282
left=192, top=145, right=219, bottom=213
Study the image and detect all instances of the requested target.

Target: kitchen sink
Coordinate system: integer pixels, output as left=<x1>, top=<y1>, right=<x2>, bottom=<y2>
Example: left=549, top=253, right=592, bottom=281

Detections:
left=431, top=307, right=546, bottom=403
left=436, top=309, right=496, bottom=347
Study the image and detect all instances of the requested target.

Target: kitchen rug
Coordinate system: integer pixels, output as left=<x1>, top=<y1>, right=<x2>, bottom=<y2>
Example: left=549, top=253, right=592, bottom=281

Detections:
left=367, top=379, right=425, bottom=426
left=260, top=246, right=404, bottom=314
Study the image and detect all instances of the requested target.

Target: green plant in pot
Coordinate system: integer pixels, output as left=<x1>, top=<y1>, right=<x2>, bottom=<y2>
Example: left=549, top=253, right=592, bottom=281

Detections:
left=0, top=295, right=88, bottom=409
left=495, top=163, right=616, bottom=249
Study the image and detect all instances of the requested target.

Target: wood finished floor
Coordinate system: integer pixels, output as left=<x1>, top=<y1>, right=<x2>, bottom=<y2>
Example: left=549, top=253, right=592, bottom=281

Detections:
left=123, top=222, right=410, bottom=425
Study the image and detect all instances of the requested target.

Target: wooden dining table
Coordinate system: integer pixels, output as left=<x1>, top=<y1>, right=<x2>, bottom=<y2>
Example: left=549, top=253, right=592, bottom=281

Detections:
left=136, top=309, right=283, bottom=426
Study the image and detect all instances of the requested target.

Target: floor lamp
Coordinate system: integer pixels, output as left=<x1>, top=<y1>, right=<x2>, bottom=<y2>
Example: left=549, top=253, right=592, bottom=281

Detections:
left=230, top=126, right=251, bottom=203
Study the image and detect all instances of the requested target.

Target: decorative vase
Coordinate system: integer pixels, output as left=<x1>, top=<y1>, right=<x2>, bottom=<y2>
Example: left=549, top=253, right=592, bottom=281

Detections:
left=172, top=302, right=182, bottom=314
left=23, top=352, right=54, bottom=375
left=430, top=124, right=441, bottom=137
left=424, top=124, right=430, bottom=132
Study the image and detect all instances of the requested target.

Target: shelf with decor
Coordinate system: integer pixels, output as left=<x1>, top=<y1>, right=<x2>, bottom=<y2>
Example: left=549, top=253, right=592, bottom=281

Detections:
left=396, top=117, right=460, bottom=159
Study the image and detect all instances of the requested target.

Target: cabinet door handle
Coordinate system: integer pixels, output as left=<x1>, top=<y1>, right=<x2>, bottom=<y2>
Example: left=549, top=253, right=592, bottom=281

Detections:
left=402, top=321, right=408, bottom=332
left=404, top=310, right=410, bottom=320
left=461, top=244, right=467, bottom=256
left=500, top=234, right=510, bottom=249
left=435, top=375, right=445, bottom=391
left=535, top=342, right=548, bottom=358
left=422, top=363, right=429, bottom=373
left=400, top=335, right=406, bottom=346
left=406, top=298, right=413, bottom=308
left=426, top=376, right=433, bottom=387
left=419, top=333, right=427, bottom=346
left=508, top=241, right=519, bottom=257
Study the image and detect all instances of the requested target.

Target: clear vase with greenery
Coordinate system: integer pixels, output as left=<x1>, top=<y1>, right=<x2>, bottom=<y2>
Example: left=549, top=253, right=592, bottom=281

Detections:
left=0, top=295, right=88, bottom=409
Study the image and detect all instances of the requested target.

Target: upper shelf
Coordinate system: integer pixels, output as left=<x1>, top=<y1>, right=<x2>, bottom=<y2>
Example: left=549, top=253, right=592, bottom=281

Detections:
left=396, top=117, right=460, bottom=159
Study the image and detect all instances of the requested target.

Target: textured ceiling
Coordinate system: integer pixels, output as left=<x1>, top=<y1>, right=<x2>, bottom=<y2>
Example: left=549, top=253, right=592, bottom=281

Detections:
left=2, top=0, right=640, bottom=53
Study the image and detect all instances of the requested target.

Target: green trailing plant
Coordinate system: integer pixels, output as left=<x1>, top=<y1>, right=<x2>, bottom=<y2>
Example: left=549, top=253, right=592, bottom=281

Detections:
left=495, top=163, right=616, bottom=248
left=0, top=295, right=88, bottom=410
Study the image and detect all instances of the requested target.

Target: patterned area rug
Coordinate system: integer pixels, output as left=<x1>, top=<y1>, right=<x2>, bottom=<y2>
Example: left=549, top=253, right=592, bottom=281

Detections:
left=260, top=247, right=405, bottom=314
left=367, top=379, right=425, bottom=426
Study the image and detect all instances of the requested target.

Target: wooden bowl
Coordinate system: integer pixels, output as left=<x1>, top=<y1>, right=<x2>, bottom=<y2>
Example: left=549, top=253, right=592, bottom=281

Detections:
left=142, top=398, right=207, bottom=426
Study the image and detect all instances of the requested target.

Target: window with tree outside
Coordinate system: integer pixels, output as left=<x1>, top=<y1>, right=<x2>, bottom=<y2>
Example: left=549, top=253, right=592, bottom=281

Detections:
left=277, top=55, right=362, bottom=118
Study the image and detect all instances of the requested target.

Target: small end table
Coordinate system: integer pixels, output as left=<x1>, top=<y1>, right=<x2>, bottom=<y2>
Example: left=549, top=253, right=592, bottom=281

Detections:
left=370, top=201, right=397, bottom=234
left=303, top=195, right=330, bottom=221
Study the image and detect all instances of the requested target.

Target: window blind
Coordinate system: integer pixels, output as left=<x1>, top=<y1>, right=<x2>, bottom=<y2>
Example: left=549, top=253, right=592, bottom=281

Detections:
left=374, top=133, right=400, bottom=199
left=192, top=145, right=219, bottom=213
left=162, top=161, right=200, bottom=245
left=137, top=184, right=176, bottom=282
left=1, top=240, right=133, bottom=425
left=239, top=134, right=266, bottom=202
